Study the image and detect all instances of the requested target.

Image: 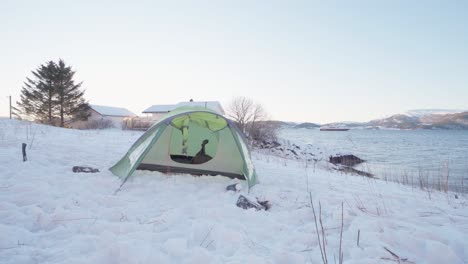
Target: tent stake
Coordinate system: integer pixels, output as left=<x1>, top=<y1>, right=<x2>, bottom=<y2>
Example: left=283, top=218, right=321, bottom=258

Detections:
left=114, top=175, right=131, bottom=195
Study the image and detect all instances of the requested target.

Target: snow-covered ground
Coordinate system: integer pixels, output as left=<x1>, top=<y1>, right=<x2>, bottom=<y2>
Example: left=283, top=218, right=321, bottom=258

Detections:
left=1, top=119, right=467, bottom=264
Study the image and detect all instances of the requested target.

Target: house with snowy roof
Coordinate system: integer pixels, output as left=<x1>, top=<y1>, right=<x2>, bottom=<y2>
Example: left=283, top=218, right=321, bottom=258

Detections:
left=143, top=100, right=225, bottom=121
left=69, top=104, right=137, bottom=129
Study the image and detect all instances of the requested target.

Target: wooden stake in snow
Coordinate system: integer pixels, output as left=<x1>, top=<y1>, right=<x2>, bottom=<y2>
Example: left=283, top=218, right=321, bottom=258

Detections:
left=357, top=229, right=360, bottom=247
left=22, top=143, right=27, bottom=162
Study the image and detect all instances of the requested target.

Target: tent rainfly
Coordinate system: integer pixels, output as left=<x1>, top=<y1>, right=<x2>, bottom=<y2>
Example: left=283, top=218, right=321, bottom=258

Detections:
left=110, top=106, right=258, bottom=188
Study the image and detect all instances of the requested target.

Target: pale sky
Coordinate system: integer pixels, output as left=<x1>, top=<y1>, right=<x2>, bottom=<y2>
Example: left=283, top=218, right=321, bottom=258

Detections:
left=1, top=0, right=467, bottom=123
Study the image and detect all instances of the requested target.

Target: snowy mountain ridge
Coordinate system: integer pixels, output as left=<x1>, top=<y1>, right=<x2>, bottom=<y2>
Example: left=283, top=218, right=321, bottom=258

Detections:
left=290, top=109, right=468, bottom=130
left=402, top=109, right=466, bottom=118
left=368, top=110, right=468, bottom=129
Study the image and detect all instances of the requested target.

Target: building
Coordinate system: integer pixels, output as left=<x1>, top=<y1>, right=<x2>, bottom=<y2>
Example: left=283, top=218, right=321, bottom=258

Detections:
left=141, top=104, right=175, bottom=121
left=143, top=100, right=225, bottom=121
left=69, top=104, right=137, bottom=129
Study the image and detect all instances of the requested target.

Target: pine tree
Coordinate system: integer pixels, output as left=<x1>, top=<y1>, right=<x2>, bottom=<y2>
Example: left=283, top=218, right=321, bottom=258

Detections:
left=54, top=60, right=90, bottom=127
left=17, top=61, right=57, bottom=124
left=10, top=106, right=22, bottom=119
left=17, top=59, right=90, bottom=127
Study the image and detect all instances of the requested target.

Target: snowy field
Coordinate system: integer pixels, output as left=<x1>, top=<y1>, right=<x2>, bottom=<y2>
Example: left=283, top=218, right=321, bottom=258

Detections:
left=1, top=119, right=467, bottom=264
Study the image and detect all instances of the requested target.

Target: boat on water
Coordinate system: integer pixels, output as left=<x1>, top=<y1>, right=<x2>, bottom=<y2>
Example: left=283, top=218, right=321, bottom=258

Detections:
left=320, top=127, right=350, bottom=131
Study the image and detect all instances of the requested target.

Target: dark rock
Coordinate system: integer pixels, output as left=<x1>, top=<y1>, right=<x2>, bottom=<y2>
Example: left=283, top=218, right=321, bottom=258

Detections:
left=236, top=195, right=265, bottom=211
left=337, top=166, right=374, bottom=178
left=226, top=183, right=242, bottom=192
left=72, top=166, right=100, bottom=173
left=329, top=154, right=364, bottom=167
left=257, top=199, right=271, bottom=211
left=256, top=140, right=281, bottom=149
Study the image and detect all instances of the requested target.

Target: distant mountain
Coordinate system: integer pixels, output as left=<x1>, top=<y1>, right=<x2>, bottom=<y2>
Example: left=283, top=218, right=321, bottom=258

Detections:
left=294, top=122, right=320, bottom=129
left=252, top=120, right=296, bottom=128
left=256, top=120, right=296, bottom=127
left=369, top=111, right=468, bottom=129
left=281, top=109, right=468, bottom=130
left=420, top=111, right=468, bottom=129
left=402, top=109, right=465, bottom=118
left=330, top=110, right=468, bottom=130
left=368, top=114, right=420, bottom=129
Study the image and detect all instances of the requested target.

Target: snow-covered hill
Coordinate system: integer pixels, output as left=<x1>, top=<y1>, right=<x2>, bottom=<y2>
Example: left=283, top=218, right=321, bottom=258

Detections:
left=403, top=109, right=466, bottom=118
left=369, top=111, right=468, bottom=129
left=293, top=122, right=320, bottom=129
left=282, top=109, right=468, bottom=130
left=1, top=120, right=467, bottom=263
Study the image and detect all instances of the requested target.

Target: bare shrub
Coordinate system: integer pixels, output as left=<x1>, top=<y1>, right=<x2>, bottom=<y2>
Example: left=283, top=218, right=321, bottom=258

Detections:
left=249, top=121, right=279, bottom=142
left=83, top=119, right=114, bottom=129
left=122, top=117, right=152, bottom=130
left=378, top=155, right=468, bottom=196
left=227, top=96, right=277, bottom=142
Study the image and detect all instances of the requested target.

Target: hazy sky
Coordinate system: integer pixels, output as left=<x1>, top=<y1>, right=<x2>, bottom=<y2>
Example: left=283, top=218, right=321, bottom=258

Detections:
left=1, top=0, right=467, bottom=123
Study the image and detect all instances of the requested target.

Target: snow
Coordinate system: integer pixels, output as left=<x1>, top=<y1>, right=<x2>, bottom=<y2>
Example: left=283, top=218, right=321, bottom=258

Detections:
left=1, top=119, right=467, bottom=264
left=90, top=104, right=137, bottom=117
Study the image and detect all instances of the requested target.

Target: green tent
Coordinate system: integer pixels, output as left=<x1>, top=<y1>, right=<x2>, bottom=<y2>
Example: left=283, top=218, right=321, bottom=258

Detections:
left=110, top=106, right=258, bottom=188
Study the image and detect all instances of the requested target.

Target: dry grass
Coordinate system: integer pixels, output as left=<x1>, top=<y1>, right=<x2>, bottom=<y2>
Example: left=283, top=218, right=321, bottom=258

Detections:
left=369, top=160, right=468, bottom=196
left=309, top=193, right=344, bottom=264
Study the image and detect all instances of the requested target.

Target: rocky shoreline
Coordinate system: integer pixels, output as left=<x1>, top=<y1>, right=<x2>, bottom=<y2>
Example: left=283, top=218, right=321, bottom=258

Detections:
left=253, top=140, right=374, bottom=178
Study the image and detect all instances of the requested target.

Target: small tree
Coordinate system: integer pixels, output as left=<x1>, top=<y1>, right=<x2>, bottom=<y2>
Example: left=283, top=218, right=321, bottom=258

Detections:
left=17, top=59, right=90, bottom=127
left=227, top=96, right=277, bottom=142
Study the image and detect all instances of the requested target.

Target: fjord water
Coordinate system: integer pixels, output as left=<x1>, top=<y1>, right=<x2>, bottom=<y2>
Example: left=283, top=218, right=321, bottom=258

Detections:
left=280, top=128, right=468, bottom=193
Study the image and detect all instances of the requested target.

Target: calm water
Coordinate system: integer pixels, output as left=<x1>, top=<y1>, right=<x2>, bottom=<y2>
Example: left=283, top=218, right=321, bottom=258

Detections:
left=279, top=128, right=468, bottom=192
